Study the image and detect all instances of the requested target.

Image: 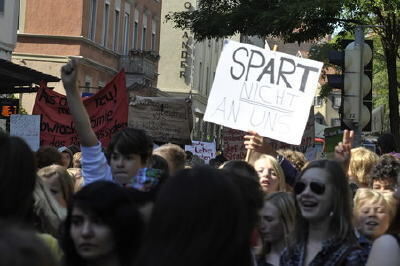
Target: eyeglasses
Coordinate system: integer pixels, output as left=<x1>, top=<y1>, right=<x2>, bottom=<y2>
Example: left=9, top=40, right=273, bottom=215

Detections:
left=294, top=181, right=326, bottom=195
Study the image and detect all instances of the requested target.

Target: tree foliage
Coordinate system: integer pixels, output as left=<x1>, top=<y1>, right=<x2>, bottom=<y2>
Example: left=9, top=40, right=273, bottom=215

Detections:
left=166, top=0, right=352, bottom=42
left=168, top=0, right=400, bottom=141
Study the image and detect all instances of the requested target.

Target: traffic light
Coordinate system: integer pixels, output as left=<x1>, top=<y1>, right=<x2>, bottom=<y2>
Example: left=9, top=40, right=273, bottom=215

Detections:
left=1, top=106, right=17, bottom=117
left=326, top=39, right=373, bottom=131
left=361, top=40, right=373, bottom=131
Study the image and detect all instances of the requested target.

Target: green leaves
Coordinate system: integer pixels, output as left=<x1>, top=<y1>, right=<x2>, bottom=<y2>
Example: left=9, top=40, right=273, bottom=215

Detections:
left=167, top=0, right=347, bottom=42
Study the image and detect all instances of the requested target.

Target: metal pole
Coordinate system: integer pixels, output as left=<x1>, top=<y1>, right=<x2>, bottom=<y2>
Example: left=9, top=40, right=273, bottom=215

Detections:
left=353, top=26, right=364, bottom=147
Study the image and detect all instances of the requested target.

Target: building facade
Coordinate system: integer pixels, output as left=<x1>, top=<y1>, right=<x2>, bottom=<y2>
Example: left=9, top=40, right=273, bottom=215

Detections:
left=14, top=0, right=161, bottom=112
left=158, top=0, right=240, bottom=142
left=0, top=0, right=19, bottom=60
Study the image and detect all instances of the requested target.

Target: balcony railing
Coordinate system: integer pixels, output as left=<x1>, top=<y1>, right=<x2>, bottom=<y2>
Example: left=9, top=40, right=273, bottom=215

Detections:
left=120, top=50, right=159, bottom=80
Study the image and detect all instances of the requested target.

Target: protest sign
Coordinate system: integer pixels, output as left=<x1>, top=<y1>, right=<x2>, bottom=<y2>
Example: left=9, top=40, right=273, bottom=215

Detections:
left=33, top=71, right=128, bottom=147
left=0, top=119, right=5, bottom=132
left=185, top=141, right=216, bottom=163
left=10, top=115, right=40, bottom=151
left=323, top=126, right=342, bottom=159
left=129, top=96, right=193, bottom=145
left=222, top=127, right=247, bottom=160
left=204, top=40, right=323, bottom=145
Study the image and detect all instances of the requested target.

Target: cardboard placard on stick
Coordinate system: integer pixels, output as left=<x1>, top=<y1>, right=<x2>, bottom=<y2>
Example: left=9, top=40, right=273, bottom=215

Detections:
left=204, top=40, right=323, bottom=145
left=129, top=96, right=193, bottom=145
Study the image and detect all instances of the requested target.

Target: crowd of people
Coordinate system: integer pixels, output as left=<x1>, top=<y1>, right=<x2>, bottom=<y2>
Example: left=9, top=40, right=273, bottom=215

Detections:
left=0, top=60, right=399, bottom=266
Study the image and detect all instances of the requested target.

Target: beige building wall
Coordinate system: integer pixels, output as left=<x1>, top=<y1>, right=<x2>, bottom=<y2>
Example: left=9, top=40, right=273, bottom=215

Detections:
left=314, top=87, right=341, bottom=127
left=0, top=0, right=19, bottom=60
left=158, top=0, right=192, bottom=94
left=13, top=0, right=161, bottom=113
left=158, top=0, right=240, bottom=141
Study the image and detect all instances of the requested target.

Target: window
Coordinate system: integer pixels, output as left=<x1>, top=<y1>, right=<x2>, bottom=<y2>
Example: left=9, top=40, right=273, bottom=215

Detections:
left=88, top=0, right=97, bottom=40
left=198, top=62, right=203, bottom=91
left=113, top=10, right=120, bottom=51
left=0, top=0, right=4, bottom=14
left=314, top=96, right=323, bottom=106
left=332, top=95, right=341, bottom=109
left=132, top=21, right=138, bottom=49
left=132, top=9, right=139, bottom=49
left=123, top=12, right=130, bottom=54
left=141, top=14, right=147, bottom=50
left=98, top=81, right=105, bottom=89
left=102, top=2, right=110, bottom=46
left=151, top=19, right=157, bottom=51
left=206, top=67, right=209, bottom=95
left=315, top=116, right=324, bottom=125
left=84, top=76, right=93, bottom=93
left=331, top=118, right=341, bottom=127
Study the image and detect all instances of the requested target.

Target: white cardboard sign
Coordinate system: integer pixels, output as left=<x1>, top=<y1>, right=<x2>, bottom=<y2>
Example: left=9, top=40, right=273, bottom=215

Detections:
left=185, top=141, right=216, bottom=164
left=204, top=40, right=323, bottom=145
left=10, top=115, right=41, bottom=151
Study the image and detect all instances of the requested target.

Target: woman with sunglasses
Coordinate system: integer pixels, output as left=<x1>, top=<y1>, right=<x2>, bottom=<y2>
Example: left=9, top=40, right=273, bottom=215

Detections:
left=280, top=160, right=366, bottom=266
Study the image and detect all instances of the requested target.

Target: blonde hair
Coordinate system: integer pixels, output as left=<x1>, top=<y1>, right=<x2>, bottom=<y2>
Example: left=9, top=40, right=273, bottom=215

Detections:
left=67, top=168, right=83, bottom=192
left=348, top=147, right=379, bottom=186
left=277, top=149, right=307, bottom=171
left=153, top=143, right=186, bottom=173
left=254, top=154, right=288, bottom=192
left=37, top=164, right=74, bottom=205
left=353, top=188, right=397, bottom=222
left=72, top=152, right=82, bottom=168
left=262, top=192, right=295, bottom=254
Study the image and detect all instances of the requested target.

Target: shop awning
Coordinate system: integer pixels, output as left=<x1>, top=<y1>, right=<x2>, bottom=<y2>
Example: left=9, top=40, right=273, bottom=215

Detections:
left=0, top=58, right=60, bottom=94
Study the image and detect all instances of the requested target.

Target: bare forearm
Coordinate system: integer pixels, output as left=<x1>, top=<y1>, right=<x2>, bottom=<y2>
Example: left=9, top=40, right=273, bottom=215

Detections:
left=66, top=89, right=98, bottom=147
left=61, top=59, right=99, bottom=147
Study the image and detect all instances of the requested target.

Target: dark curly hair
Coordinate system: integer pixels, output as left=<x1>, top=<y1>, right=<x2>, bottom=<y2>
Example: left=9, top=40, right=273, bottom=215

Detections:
left=369, top=154, right=400, bottom=187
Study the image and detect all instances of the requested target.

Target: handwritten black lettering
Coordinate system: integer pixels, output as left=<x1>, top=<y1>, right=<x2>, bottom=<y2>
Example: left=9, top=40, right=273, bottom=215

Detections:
left=230, top=47, right=248, bottom=80
left=95, top=88, right=117, bottom=107
left=38, top=89, right=56, bottom=105
left=49, top=135, right=66, bottom=147
left=58, top=107, right=70, bottom=114
left=257, top=58, right=275, bottom=83
left=296, top=63, right=319, bottom=92
left=245, top=49, right=265, bottom=81
left=90, top=110, right=113, bottom=128
left=277, top=57, right=295, bottom=88
left=41, top=121, right=75, bottom=135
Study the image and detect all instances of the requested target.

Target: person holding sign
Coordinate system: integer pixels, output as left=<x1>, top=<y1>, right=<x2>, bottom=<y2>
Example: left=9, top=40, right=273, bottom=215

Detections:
left=60, top=59, right=153, bottom=188
left=254, top=154, right=289, bottom=193
left=243, top=131, right=298, bottom=188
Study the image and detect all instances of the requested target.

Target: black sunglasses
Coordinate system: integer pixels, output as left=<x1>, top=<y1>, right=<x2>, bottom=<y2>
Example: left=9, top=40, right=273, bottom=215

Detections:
left=294, top=181, right=326, bottom=195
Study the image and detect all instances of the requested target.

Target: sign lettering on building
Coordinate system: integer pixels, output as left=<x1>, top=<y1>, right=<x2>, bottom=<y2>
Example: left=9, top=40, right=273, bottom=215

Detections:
left=179, top=2, right=193, bottom=81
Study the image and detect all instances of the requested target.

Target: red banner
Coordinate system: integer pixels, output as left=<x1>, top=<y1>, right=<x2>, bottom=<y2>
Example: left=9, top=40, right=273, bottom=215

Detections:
left=33, top=71, right=128, bottom=147
left=222, top=127, right=247, bottom=161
